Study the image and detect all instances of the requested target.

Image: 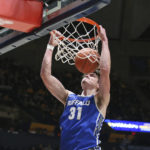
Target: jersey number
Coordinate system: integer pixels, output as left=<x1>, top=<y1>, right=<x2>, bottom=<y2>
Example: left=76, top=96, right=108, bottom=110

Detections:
left=68, top=107, right=82, bottom=120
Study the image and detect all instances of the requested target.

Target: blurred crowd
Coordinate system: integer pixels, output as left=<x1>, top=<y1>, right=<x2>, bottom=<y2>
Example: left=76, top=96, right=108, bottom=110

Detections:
left=0, top=58, right=150, bottom=150
left=0, top=144, right=56, bottom=150
left=137, top=79, right=150, bottom=99
left=107, top=72, right=149, bottom=121
left=0, top=58, right=149, bottom=131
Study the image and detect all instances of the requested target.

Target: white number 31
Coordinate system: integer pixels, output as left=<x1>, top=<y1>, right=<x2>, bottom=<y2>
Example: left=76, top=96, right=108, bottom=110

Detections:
left=68, top=107, right=82, bottom=120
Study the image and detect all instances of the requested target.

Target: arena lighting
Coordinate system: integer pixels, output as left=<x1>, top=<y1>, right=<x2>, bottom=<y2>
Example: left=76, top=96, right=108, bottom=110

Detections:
left=104, top=119, right=150, bottom=133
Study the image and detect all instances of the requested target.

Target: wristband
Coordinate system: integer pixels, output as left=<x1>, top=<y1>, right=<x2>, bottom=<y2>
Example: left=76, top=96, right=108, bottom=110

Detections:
left=47, top=44, right=54, bottom=51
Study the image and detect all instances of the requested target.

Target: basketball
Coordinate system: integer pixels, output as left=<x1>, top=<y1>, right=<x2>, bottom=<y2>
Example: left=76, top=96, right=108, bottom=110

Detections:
left=75, top=48, right=100, bottom=74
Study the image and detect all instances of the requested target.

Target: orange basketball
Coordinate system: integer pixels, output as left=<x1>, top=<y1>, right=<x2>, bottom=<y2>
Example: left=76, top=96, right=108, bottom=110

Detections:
left=75, top=48, right=100, bottom=74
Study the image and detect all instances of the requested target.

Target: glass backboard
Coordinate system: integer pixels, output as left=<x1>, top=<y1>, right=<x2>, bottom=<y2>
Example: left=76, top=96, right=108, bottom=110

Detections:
left=0, top=0, right=111, bottom=55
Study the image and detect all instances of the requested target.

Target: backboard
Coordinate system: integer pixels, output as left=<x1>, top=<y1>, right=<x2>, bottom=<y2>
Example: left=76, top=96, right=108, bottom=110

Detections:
left=0, top=0, right=111, bottom=55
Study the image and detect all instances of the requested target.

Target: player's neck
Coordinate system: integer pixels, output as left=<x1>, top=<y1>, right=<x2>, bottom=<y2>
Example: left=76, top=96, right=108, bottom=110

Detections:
left=81, top=89, right=97, bottom=96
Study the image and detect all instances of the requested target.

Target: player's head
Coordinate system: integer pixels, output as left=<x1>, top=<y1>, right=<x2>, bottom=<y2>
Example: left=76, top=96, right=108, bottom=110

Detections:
left=81, top=69, right=100, bottom=90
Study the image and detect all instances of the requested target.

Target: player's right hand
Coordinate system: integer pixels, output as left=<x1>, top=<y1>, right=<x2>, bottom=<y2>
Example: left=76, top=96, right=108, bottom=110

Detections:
left=49, top=30, right=62, bottom=47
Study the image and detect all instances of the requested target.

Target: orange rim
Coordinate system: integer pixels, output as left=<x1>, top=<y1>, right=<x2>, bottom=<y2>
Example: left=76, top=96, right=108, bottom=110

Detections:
left=59, top=17, right=100, bottom=42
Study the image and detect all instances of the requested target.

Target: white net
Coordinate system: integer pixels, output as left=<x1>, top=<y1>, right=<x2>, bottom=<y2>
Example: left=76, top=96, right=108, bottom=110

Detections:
left=54, top=17, right=101, bottom=65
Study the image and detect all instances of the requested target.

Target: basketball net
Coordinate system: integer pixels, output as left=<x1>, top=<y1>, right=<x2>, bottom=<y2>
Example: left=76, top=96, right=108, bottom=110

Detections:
left=54, top=17, right=101, bottom=65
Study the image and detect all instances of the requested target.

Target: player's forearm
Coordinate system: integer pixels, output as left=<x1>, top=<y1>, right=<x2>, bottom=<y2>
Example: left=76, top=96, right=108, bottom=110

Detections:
left=40, top=47, right=53, bottom=77
left=100, top=40, right=111, bottom=73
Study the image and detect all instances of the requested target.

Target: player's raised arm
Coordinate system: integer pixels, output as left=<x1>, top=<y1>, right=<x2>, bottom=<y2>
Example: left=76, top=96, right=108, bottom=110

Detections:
left=40, top=31, right=68, bottom=105
left=96, top=26, right=111, bottom=118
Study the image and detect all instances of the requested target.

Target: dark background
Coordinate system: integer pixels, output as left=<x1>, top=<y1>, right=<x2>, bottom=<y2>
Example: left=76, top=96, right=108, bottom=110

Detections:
left=0, top=0, right=150, bottom=150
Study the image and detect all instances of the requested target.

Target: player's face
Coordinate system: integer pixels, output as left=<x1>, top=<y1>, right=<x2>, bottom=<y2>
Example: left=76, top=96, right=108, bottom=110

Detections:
left=81, top=73, right=99, bottom=89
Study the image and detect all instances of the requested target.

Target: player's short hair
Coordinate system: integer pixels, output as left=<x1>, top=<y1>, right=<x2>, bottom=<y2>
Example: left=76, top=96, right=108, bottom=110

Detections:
left=94, top=69, right=100, bottom=81
left=94, top=69, right=100, bottom=77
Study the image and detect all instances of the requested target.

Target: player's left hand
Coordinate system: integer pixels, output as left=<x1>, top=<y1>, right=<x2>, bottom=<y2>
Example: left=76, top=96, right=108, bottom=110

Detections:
left=99, top=25, right=108, bottom=43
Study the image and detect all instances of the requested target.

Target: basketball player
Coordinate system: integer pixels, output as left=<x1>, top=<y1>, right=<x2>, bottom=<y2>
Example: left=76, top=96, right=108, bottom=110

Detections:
left=40, top=25, right=111, bottom=150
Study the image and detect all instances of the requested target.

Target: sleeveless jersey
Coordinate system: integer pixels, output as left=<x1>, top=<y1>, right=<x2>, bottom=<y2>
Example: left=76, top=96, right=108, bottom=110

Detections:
left=60, top=93, right=104, bottom=150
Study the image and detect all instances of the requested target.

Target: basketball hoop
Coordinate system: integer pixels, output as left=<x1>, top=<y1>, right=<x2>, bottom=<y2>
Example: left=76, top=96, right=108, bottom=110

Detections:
left=54, top=17, right=101, bottom=65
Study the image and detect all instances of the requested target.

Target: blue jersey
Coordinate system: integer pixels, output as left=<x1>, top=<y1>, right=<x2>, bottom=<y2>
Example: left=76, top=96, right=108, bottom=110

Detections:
left=60, top=93, right=104, bottom=150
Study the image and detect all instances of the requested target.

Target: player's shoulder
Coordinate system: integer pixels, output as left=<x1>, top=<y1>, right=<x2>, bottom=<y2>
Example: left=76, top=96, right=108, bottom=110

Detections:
left=68, top=90, right=74, bottom=95
left=66, top=90, right=77, bottom=98
left=67, top=90, right=77, bottom=97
